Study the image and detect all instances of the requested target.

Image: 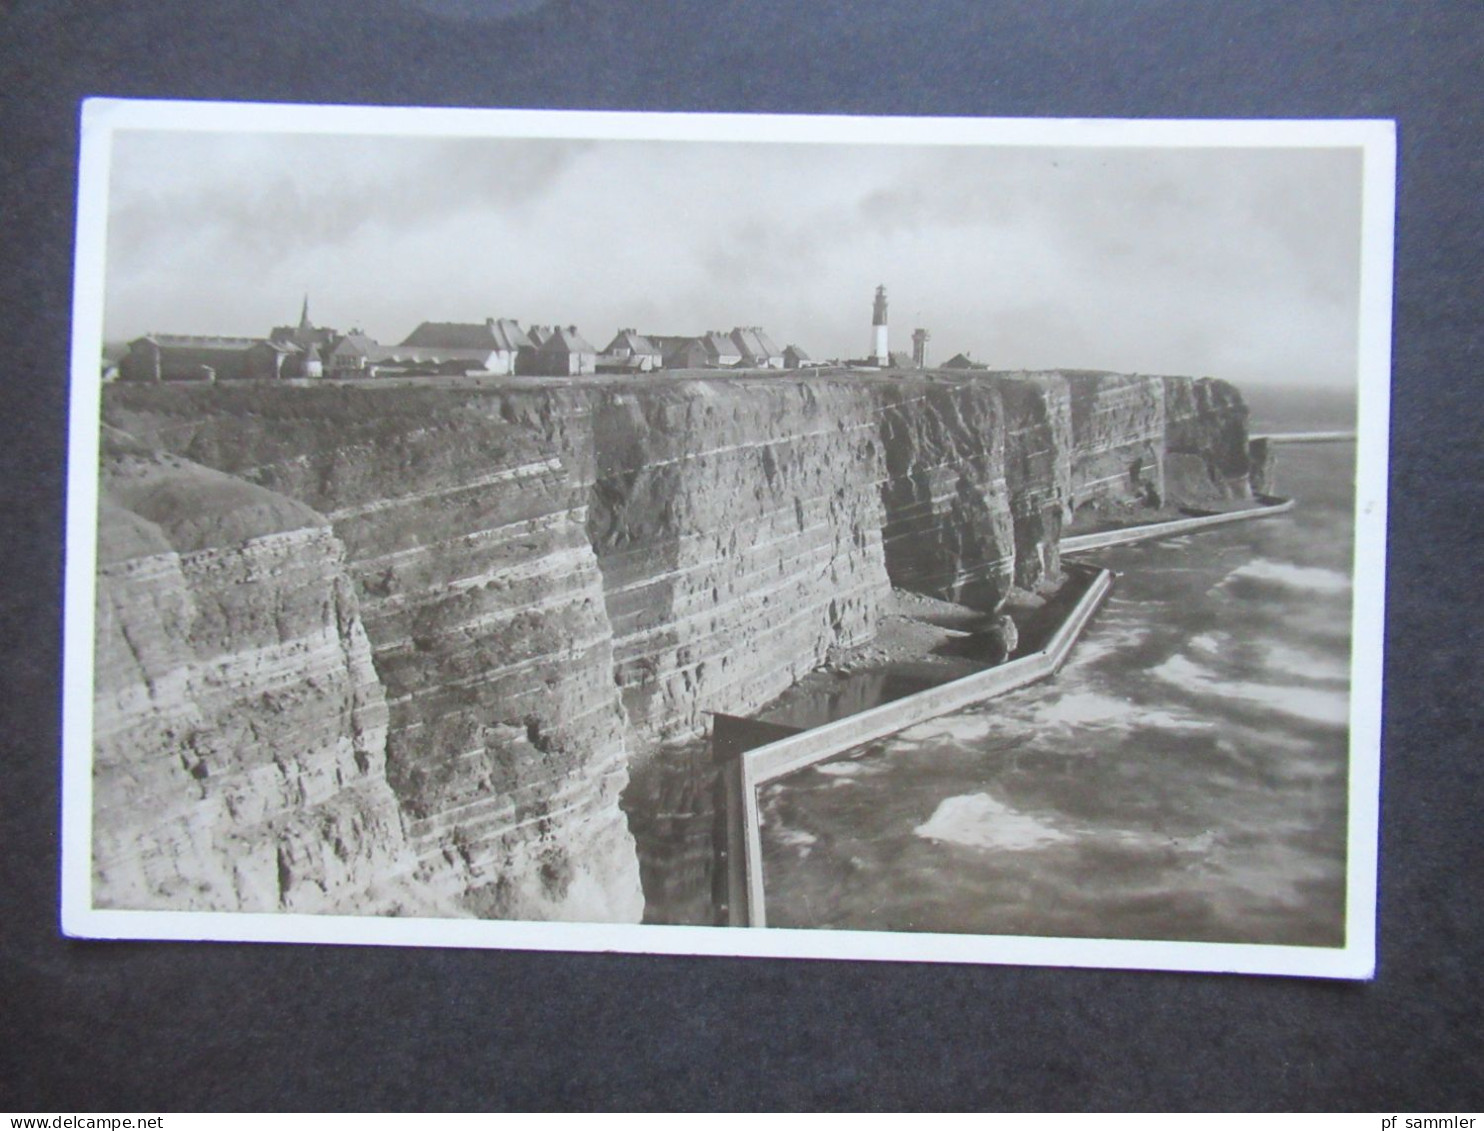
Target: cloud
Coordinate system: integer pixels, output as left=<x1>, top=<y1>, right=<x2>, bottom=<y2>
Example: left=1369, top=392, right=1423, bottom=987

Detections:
left=108, top=131, right=588, bottom=274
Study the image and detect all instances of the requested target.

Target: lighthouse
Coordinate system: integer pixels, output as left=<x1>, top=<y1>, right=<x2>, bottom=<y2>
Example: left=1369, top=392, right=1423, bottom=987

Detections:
left=871, top=284, right=889, bottom=366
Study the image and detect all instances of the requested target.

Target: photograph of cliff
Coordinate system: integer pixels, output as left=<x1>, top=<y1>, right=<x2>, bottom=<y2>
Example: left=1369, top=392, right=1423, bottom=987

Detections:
left=71, top=105, right=1389, bottom=969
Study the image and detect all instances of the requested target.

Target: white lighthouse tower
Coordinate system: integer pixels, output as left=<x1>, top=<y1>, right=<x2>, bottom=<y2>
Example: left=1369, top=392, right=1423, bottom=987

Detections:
left=870, top=284, right=889, bottom=365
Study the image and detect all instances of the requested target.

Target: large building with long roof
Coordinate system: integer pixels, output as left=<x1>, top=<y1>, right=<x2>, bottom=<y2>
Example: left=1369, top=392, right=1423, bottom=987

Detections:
left=120, top=334, right=298, bottom=382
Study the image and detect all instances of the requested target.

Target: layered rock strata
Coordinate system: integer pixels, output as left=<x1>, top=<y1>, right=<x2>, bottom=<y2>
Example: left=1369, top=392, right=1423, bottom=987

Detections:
left=581, top=383, right=891, bottom=741
left=1162, top=375, right=1262, bottom=504
left=97, top=399, right=644, bottom=923
left=97, top=369, right=1258, bottom=920
left=1064, top=371, right=1167, bottom=513
left=876, top=380, right=1017, bottom=608
left=998, top=376, right=1074, bottom=590
left=93, top=436, right=420, bottom=914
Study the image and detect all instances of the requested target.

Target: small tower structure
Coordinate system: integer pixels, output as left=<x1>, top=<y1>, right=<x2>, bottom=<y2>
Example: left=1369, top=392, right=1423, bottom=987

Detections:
left=912, top=327, right=930, bottom=369
left=268, top=294, right=337, bottom=378
left=300, top=341, right=323, bottom=379
left=870, top=284, right=889, bottom=365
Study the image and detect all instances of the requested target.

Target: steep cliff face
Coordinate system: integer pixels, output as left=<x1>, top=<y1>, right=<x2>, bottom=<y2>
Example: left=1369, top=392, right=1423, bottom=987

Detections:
left=1062, top=371, right=1167, bottom=514
left=330, top=412, right=640, bottom=923
left=102, top=391, right=643, bottom=923
left=998, top=375, right=1073, bottom=590
left=876, top=380, right=1015, bottom=608
left=1247, top=437, right=1275, bottom=496
left=96, top=369, right=1256, bottom=922
left=1162, top=376, right=1257, bottom=504
left=581, top=382, right=891, bottom=741
left=93, top=438, right=420, bottom=914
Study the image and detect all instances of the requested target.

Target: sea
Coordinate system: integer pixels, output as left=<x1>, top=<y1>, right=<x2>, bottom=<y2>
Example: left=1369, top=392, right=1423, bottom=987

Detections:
left=624, top=384, right=1362, bottom=946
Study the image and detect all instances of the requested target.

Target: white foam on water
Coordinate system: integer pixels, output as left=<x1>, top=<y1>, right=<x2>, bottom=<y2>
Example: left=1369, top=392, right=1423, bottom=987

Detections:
left=913, top=792, right=1070, bottom=851
left=1220, top=558, right=1352, bottom=595
left=772, top=825, right=818, bottom=849
left=1177, top=829, right=1218, bottom=855
left=1189, top=631, right=1229, bottom=657
left=1260, top=640, right=1352, bottom=683
left=1188, top=631, right=1348, bottom=684
left=1151, top=654, right=1350, bottom=727
left=1062, top=622, right=1148, bottom=666
left=1042, top=690, right=1210, bottom=732
left=815, top=760, right=870, bottom=777
left=1248, top=684, right=1351, bottom=730
left=902, top=711, right=999, bottom=746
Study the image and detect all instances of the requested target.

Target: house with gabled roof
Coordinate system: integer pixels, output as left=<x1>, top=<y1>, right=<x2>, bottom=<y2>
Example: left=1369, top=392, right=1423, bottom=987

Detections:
left=601, top=329, right=664, bottom=372
left=941, top=352, right=988, bottom=371
left=519, top=325, right=555, bottom=374
left=535, top=325, right=598, bottom=376
left=701, top=331, right=742, bottom=368
left=399, top=317, right=528, bottom=375
left=326, top=332, right=388, bottom=376
left=783, top=344, right=811, bottom=369
left=661, top=337, right=710, bottom=370
left=488, top=318, right=533, bottom=352
left=730, top=326, right=785, bottom=368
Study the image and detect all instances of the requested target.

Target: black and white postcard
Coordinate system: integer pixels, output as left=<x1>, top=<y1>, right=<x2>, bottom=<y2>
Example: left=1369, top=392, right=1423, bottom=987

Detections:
left=62, top=101, right=1394, bottom=977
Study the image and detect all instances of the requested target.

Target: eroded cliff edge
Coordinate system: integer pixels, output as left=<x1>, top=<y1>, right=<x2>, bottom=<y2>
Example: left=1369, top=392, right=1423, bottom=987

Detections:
left=96, top=370, right=1261, bottom=920
left=94, top=432, right=420, bottom=914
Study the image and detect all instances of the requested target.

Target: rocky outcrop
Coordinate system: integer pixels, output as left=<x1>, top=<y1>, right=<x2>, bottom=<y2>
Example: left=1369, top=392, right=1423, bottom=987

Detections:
left=1063, top=371, right=1167, bottom=514
left=876, top=380, right=1016, bottom=608
left=309, top=407, right=641, bottom=922
left=93, top=437, right=422, bottom=914
left=95, top=398, right=645, bottom=923
left=875, top=376, right=1072, bottom=605
left=998, top=375, right=1073, bottom=590
left=1247, top=437, right=1275, bottom=496
left=96, top=368, right=1257, bottom=922
left=1162, top=376, right=1257, bottom=505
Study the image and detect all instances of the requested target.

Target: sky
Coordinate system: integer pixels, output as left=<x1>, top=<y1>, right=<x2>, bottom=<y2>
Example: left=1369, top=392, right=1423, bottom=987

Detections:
left=103, top=129, right=1365, bottom=388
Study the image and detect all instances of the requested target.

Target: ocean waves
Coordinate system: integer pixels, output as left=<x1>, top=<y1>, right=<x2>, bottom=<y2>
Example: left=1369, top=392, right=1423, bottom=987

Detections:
left=1151, top=653, right=1351, bottom=728
left=914, top=792, right=1069, bottom=851
left=757, top=442, right=1355, bottom=945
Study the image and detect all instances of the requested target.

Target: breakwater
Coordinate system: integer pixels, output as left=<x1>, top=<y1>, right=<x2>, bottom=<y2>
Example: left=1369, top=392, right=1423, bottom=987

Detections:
left=717, top=563, right=1115, bottom=927
left=1060, top=496, right=1294, bottom=555
left=1254, top=431, right=1357, bottom=445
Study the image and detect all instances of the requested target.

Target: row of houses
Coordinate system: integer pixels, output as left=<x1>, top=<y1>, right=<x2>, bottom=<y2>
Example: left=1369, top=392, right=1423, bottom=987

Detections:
left=116, top=302, right=814, bottom=383
left=341, top=318, right=600, bottom=377
left=611, top=327, right=810, bottom=372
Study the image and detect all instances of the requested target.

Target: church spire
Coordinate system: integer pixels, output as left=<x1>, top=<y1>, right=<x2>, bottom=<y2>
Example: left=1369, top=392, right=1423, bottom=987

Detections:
left=299, top=293, right=311, bottom=331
